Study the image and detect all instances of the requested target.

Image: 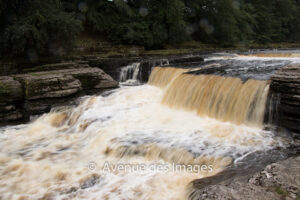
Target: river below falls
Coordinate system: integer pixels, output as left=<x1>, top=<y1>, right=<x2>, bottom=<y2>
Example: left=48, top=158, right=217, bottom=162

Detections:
left=0, top=53, right=299, bottom=200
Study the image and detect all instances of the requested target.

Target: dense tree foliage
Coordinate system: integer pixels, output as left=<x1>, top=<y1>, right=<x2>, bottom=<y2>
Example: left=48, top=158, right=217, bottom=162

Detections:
left=0, top=0, right=82, bottom=57
left=1, top=0, right=300, bottom=57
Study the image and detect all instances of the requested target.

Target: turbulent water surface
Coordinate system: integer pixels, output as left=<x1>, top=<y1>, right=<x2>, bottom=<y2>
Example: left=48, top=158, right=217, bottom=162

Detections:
left=0, top=53, right=299, bottom=200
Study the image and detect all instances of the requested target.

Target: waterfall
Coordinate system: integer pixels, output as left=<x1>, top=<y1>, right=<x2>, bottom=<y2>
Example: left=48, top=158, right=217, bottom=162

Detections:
left=149, top=67, right=270, bottom=127
left=148, top=67, right=189, bottom=88
left=0, top=55, right=291, bottom=200
left=119, top=62, right=141, bottom=82
left=119, top=59, right=170, bottom=83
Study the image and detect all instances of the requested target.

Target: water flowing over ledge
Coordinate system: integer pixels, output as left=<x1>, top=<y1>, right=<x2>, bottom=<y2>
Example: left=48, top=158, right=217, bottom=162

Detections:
left=149, top=67, right=269, bottom=127
left=0, top=53, right=298, bottom=200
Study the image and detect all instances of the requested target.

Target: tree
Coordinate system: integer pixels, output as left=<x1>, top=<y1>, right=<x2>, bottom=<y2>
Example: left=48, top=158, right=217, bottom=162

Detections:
left=0, top=0, right=82, bottom=57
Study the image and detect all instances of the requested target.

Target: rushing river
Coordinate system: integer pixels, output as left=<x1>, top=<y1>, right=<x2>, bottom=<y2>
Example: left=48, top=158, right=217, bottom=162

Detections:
left=0, top=53, right=299, bottom=200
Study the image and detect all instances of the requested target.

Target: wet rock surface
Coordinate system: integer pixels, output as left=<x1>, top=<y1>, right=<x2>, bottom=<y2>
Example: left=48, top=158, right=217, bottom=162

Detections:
left=191, top=156, right=300, bottom=200
left=270, top=64, right=300, bottom=136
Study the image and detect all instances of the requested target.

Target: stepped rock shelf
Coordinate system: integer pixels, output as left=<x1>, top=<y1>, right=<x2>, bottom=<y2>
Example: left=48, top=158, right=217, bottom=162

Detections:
left=270, top=63, right=300, bottom=136
left=0, top=63, right=118, bottom=123
left=1, top=58, right=300, bottom=138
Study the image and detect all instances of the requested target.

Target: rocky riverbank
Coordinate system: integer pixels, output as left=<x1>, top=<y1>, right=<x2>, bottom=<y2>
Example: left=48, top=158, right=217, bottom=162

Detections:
left=0, top=62, right=118, bottom=123
left=0, top=53, right=207, bottom=124
left=191, top=155, right=300, bottom=200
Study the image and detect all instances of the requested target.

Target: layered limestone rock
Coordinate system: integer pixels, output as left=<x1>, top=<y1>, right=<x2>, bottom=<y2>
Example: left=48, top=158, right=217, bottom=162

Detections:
left=270, top=64, right=300, bottom=135
left=15, top=73, right=82, bottom=100
left=0, top=66, right=118, bottom=121
left=61, top=68, right=118, bottom=89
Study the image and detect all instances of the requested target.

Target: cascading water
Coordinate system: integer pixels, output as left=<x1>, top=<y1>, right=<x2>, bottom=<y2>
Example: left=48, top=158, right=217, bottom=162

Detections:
left=0, top=53, right=298, bottom=200
left=119, top=62, right=141, bottom=82
left=148, top=67, right=189, bottom=88
left=119, top=59, right=170, bottom=84
left=149, top=67, right=270, bottom=127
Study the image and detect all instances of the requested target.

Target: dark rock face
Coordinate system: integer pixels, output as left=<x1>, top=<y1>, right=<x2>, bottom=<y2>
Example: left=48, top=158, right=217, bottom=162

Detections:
left=139, top=59, right=169, bottom=82
left=270, top=64, right=300, bottom=136
left=190, top=156, right=300, bottom=200
left=87, top=57, right=138, bottom=80
left=0, top=76, right=24, bottom=122
left=0, top=76, right=23, bottom=102
left=86, top=55, right=205, bottom=82
left=0, top=66, right=118, bottom=122
left=169, top=56, right=204, bottom=65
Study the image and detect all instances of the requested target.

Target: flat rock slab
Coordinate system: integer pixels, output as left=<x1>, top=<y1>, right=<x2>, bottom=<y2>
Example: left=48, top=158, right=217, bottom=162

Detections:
left=191, top=156, right=300, bottom=200
left=57, top=68, right=118, bottom=89
left=14, top=67, right=118, bottom=100
left=0, top=67, right=118, bottom=122
left=15, top=73, right=82, bottom=100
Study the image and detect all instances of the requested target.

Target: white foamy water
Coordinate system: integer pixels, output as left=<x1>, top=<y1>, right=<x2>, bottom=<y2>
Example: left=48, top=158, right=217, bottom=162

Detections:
left=0, top=84, right=284, bottom=200
left=119, top=63, right=141, bottom=82
left=204, top=53, right=300, bottom=62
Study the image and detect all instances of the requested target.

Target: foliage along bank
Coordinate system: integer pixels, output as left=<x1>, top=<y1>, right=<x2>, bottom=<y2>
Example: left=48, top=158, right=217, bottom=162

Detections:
left=1, top=0, right=300, bottom=59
